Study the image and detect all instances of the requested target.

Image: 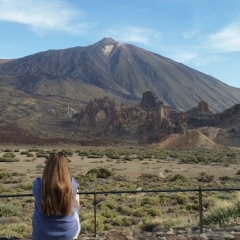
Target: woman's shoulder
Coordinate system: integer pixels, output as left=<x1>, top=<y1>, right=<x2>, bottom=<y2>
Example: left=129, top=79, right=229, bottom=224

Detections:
left=33, top=177, right=42, bottom=187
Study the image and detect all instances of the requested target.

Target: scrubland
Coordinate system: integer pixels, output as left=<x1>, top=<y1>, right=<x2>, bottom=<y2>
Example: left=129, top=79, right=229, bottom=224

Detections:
left=0, top=145, right=240, bottom=238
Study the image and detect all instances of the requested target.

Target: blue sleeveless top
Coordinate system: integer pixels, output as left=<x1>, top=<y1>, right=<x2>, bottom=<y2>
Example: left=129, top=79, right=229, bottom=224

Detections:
left=32, top=177, right=78, bottom=240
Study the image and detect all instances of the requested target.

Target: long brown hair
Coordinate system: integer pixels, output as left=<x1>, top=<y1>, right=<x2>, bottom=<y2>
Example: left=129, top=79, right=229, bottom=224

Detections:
left=41, top=152, right=72, bottom=216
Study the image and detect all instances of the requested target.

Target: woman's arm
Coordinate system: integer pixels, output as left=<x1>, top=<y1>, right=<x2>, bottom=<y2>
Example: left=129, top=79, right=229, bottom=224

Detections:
left=72, top=178, right=80, bottom=209
left=74, top=189, right=80, bottom=209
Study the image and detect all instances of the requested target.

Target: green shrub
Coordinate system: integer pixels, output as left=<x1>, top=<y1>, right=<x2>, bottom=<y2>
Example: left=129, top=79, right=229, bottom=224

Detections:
left=158, top=195, right=171, bottom=206
left=203, top=200, right=240, bottom=225
left=196, top=172, right=214, bottom=182
left=16, top=182, right=32, bottom=191
left=121, top=216, right=133, bottom=226
left=0, top=157, right=20, bottom=162
left=94, top=196, right=106, bottom=205
left=28, top=148, right=39, bottom=152
left=74, top=173, right=86, bottom=187
left=0, top=171, right=12, bottom=179
left=147, top=208, right=161, bottom=217
left=132, top=208, right=147, bottom=217
left=101, top=199, right=118, bottom=209
left=87, top=149, right=104, bottom=158
left=168, top=174, right=187, bottom=182
left=3, top=149, right=13, bottom=152
left=81, top=216, right=104, bottom=232
left=105, top=150, right=121, bottom=159
left=112, top=216, right=123, bottom=226
left=78, top=150, right=89, bottom=157
left=0, top=205, right=21, bottom=217
left=100, top=206, right=116, bottom=218
left=0, top=185, right=7, bottom=194
left=87, top=154, right=102, bottom=158
left=138, top=173, right=161, bottom=182
left=0, top=228, right=22, bottom=238
left=141, top=196, right=159, bottom=206
left=117, top=206, right=133, bottom=216
left=140, top=219, right=162, bottom=232
left=138, top=151, right=152, bottom=159
left=27, top=153, right=35, bottom=157
left=3, top=152, right=16, bottom=158
left=20, top=151, right=29, bottom=155
left=219, top=176, right=231, bottom=181
left=87, top=168, right=114, bottom=179
left=61, top=149, right=74, bottom=156
left=174, top=194, right=189, bottom=204
left=36, top=152, right=48, bottom=158
left=186, top=203, right=199, bottom=212
left=0, top=223, right=31, bottom=238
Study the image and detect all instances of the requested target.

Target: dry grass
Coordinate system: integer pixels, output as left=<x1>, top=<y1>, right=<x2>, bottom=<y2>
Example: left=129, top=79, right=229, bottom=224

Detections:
left=0, top=145, right=240, bottom=238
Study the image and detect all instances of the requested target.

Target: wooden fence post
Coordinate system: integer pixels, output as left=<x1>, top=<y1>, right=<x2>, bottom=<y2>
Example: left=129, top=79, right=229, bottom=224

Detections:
left=199, top=186, right=203, bottom=233
left=94, top=190, right=97, bottom=237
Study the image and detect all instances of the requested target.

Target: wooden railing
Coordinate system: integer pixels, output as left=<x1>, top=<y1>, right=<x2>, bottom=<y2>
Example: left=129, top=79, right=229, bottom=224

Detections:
left=1, top=187, right=240, bottom=237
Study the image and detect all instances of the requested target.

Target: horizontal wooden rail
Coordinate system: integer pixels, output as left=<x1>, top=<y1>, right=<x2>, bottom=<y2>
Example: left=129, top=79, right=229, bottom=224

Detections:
left=1, top=187, right=239, bottom=198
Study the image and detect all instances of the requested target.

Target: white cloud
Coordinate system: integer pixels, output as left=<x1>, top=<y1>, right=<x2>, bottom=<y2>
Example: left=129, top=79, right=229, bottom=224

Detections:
left=0, top=0, right=90, bottom=35
left=207, top=23, right=240, bottom=52
left=172, top=22, right=240, bottom=66
left=171, top=52, right=197, bottom=63
left=194, top=55, right=226, bottom=66
left=170, top=47, right=227, bottom=67
left=182, top=28, right=199, bottom=39
left=102, top=25, right=161, bottom=46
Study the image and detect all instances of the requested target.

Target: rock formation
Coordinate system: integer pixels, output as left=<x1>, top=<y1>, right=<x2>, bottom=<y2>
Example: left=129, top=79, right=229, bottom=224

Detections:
left=76, top=91, right=187, bottom=143
left=75, top=91, right=240, bottom=146
left=77, top=96, right=117, bottom=127
left=139, top=91, right=164, bottom=109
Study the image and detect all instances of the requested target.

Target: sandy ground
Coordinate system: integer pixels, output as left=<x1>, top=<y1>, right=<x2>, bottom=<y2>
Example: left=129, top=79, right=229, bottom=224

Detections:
left=0, top=145, right=239, bottom=181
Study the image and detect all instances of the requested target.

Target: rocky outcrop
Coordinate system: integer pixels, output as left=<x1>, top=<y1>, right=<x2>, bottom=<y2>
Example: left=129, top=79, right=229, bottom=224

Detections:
left=75, top=91, right=240, bottom=146
left=140, top=91, right=164, bottom=109
left=186, top=100, right=212, bottom=127
left=77, top=96, right=117, bottom=127
left=139, top=106, right=186, bottom=142
left=195, top=100, right=211, bottom=113
left=211, top=104, right=240, bottom=126
left=76, top=91, right=187, bottom=143
left=186, top=102, right=240, bottom=128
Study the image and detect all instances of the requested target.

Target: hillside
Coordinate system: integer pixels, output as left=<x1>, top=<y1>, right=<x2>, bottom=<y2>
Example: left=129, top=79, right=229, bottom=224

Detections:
left=152, top=131, right=221, bottom=149
left=0, top=38, right=239, bottom=146
left=0, top=89, right=239, bottom=148
left=0, top=38, right=239, bottom=113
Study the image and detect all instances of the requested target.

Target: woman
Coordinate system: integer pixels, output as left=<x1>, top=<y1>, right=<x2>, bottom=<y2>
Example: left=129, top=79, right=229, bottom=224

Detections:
left=32, top=152, right=80, bottom=240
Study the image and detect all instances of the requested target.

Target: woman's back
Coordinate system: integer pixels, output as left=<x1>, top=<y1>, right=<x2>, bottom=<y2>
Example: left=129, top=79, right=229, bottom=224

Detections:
left=32, top=152, right=80, bottom=240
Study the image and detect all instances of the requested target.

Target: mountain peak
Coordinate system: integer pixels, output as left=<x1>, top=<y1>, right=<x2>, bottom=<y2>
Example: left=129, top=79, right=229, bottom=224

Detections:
left=94, top=38, right=119, bottom=55
left=93, top=38, right=118, bottom=48
left=1, top=38, right=240, bottom=113
left=98, top=37, right=118, bottom=45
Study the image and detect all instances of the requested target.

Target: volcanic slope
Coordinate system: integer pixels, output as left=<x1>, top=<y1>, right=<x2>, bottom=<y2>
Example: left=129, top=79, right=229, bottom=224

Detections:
left=0, top=38, right=239, bottom=113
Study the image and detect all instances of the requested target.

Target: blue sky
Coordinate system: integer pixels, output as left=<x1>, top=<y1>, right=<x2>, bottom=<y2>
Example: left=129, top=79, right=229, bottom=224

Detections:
left=0, top=0, right=240, bottom=89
